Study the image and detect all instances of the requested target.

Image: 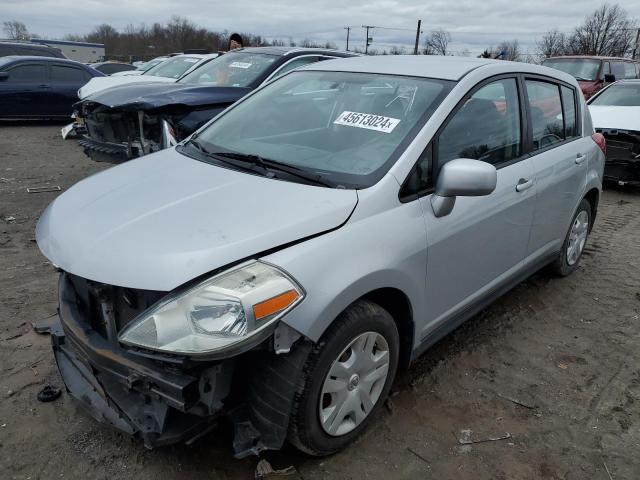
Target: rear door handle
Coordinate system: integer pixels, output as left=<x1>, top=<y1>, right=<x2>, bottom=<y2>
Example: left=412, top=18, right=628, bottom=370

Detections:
left=37, top=84, right=50, bottom=89
left=575, top=153, right=586, bottom=165
left=516, top=178, right=533, bottom=192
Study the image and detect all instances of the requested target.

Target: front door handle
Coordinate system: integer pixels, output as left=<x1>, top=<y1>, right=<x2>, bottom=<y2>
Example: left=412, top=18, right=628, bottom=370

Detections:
left=575, top=153, right=586, bottom=165
left=516, top=178, right=533, bottom=192
left=37, top=84, right=50, bottom=89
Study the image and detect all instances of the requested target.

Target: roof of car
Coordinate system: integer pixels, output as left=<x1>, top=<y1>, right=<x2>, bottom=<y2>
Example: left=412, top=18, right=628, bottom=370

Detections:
left=0, top=55, right=90, bottom=65
left=0, top=41, right=56, bottom=48
left=232, top=46, right=355, bottom=57
left=302, top=55, right=509, bottom=80
left=546, top=55, right=639, bottom=62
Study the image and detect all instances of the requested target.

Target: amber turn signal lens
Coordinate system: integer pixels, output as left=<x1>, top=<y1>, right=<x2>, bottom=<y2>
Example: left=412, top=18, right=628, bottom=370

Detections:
left=253, top=290, right=300, bottom=321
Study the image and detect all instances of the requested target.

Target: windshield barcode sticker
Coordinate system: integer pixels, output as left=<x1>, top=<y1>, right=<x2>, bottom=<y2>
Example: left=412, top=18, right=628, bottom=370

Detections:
left=229, top=61, right=252, bottom=69
left=333, top=111, right=400, bottom=133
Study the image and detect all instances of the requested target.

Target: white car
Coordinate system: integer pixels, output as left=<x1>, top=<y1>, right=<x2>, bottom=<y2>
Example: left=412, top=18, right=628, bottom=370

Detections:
left=77, top=53, right=219, bottom=99
left=112, top=56, right=169, bottom=76
left=588, top=79, right=640, bottom=186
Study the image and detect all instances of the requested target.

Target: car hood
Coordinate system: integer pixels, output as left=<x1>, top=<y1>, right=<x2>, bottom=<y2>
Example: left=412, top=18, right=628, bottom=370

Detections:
left=36, top=148, right=357, bottom=291
left=78, top=75, right=176, bottom=99
left=78, top=82, right=252, bottom=111
left=588, top=105, right=640, bottom=131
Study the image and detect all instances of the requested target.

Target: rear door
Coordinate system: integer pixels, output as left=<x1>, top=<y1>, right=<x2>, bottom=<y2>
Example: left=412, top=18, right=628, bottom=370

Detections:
left=417, top=76, right=536, bottom=335
left=524, top=77, right=588, bottom=259
left=49, top=63, right=91, bottom=116
left=0, top=61, right=49, bottom=117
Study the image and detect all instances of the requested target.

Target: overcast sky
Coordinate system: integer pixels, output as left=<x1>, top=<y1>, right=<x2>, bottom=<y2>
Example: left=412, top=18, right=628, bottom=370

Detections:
left=3, top=0, right=640, bottom=54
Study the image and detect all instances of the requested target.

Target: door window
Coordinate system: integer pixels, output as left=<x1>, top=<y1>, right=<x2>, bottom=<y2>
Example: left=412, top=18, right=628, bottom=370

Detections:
left=561, top=86, right=577, bottom=138
left=51, top=65, right=85, bottom=82
left=525, top=80, right=564, bottom=151
left=624, top=62, right=637, bottom=79
left=7, top=64, right=47, bottom=82
left=438, top=78, right=521, bottom=167
left=611, top=62, right=626, bottom=80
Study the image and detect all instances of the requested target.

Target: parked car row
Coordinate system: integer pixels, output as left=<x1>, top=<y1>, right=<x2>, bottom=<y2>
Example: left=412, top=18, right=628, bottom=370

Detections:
left=35, top=54, right=605, bottom=457
left=74, top=47, right=356, bottom=161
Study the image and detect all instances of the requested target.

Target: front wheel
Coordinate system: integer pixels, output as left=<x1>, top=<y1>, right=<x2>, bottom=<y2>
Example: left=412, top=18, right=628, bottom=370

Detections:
left=551, top=199, right=592, bottom=276
left=287, top=300, right=399, bottom=456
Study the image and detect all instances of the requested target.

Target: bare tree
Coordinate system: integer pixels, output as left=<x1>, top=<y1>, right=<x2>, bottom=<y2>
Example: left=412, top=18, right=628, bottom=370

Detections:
left=3, top=20, right=30, bottom=40
left=495, top=40, right=521, bottom=61
left=389, top=45, right=407, bottom=55
left=423, top=28, right=451, bottom=55
left=537, top=29, right=568, bottom=58
left=567, top=3, right=637, bottom=56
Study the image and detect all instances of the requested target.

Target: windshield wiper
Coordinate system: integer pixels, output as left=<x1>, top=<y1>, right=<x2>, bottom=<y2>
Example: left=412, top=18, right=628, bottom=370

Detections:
left=211, top=151, right=333, bottom=187
left=183, top=139, right=266, bottom=174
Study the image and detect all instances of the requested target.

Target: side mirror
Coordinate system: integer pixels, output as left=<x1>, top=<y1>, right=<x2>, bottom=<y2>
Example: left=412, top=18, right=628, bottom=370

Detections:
left=604, top=73, right=616, bottom=83
left=0, top=72, right=8, bottom=81
left=431, top=158, right=497, bottom=217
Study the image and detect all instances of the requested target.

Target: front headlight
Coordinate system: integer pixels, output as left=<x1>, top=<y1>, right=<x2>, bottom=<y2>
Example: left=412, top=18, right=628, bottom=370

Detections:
left=119, top=261, right=304, bottom=355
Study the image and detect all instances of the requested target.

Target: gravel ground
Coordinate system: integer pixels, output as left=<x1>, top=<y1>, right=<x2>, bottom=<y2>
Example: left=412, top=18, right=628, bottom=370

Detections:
left=1, top=124, right=639, bottom=480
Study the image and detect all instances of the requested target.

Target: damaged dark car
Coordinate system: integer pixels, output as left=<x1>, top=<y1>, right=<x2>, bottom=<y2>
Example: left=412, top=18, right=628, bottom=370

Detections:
left=588, top=79, right=640, bottom=186
left=76, top=47, right=355, bottom=162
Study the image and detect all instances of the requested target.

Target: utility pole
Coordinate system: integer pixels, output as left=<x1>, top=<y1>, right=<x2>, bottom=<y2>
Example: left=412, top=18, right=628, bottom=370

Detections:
left=362, top=25, right=374, bottom=54
left=344, top=26, right=351, bottom=51
left=633, top=28, right=640, bottom=60
left=413, top=19, right=422, bottom=55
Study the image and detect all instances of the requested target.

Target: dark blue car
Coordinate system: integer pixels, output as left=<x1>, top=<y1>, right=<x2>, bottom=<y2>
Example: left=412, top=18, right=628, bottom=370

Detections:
left=0, top=56, right=104, bottom=119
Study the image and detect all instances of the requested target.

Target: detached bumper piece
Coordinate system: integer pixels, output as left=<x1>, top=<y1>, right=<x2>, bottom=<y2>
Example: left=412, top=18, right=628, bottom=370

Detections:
left=598, top=128, right=640, bottom=186
left=51, top=272, right=310, bottom=455
left=78, top=136, right=131, bottom=163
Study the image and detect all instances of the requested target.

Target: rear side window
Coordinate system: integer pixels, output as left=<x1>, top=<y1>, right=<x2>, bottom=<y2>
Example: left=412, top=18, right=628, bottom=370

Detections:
left=525, top=80, right=564, bottom=151
left=438, top=78, right=521, bottom=167
left=51, top=65, right=85, bottom=82
left=272, top=56, right=320, bottom=79
left=624, top=62, right=637, bottom=79
left=561, top=86, right=577, bottom=138
left=7, top=64, right=47, bottom=82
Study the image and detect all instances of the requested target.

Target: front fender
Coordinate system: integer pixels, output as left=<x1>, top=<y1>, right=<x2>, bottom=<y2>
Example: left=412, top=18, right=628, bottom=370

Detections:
left=261, top=180, right=427, bottom=349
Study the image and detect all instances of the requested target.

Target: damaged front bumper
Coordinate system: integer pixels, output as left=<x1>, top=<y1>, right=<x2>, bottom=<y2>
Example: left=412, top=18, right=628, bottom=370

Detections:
left=52, top=272, right=309, bottom=456
left=598, top=128, right=640, bottom=186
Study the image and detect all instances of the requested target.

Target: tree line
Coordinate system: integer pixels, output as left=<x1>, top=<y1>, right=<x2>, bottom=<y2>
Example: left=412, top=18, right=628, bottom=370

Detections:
left=3, top=3, right=638, bottom=61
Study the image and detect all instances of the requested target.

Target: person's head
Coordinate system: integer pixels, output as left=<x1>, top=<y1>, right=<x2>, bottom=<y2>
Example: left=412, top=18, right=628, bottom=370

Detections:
left=229, top=33, right=243, bottom=50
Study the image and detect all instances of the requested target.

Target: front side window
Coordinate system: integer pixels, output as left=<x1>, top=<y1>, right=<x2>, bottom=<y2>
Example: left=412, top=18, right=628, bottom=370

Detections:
left=145, top=56, right=201, bottom=79
left=438, top=78, right=521, bottom=167
left=624, top=62, right=637, bottom=79
left=525, top=80, right=564, bottom=151
left=180, top=52, right=278, bottom=87
left=611, top=62, right=626, bottom=80
left=184, top=71, right=453, bottom=188
left=7, top=64, right=47, bottom=82
left=51, top=65, right=84, bottom=82
left=561, top=86, right=577, bottom=138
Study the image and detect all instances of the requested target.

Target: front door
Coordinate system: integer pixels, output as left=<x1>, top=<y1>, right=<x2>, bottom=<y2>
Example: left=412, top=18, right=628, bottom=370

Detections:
left=0, top=62, right=49, bottom=117
left=417, top=77, right=536, bottom=338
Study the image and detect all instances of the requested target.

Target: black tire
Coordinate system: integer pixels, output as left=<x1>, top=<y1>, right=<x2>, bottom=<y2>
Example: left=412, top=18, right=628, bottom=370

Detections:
left=287, top=300, right=399, bottom=456
left=551, top=199, right=592, bottom=277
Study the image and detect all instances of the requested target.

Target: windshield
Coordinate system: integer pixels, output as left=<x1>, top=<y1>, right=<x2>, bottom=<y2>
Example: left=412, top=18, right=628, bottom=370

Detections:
left=179, top=52, right=278, bottom=87
left=542, top=58, right=601, bottom=81
left=138, top=58, right=165, bottom=71
left=590, top=83, right=640, bottom=106
left=183, top=71, right=453, bottom=188
left=144, top=56, right=201, bottom=78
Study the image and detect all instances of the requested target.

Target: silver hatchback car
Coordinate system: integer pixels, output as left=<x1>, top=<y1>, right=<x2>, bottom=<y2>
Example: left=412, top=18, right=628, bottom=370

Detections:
left=37, top=56, right=604, bottom=457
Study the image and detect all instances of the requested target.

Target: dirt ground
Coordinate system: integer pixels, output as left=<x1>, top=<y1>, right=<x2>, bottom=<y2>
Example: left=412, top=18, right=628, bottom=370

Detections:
left=1, top=123, right=639, bottom=480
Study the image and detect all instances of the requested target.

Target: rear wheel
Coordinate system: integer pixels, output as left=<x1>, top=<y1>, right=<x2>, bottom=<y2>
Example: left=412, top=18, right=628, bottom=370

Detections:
left=288, top=300, right=399, bottom=456
left=551, top=199, right=591, bottom=276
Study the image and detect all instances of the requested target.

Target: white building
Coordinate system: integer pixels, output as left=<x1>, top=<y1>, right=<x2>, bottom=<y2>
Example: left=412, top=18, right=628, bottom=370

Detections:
left=31, top=39, right=105, bottom=63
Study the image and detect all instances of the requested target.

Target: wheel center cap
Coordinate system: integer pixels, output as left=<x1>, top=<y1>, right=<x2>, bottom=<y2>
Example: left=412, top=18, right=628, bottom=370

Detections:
left=348, top=374, right=360, bottom=390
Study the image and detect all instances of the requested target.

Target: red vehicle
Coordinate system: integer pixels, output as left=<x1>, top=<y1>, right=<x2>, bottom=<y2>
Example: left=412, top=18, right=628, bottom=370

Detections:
left=542, top=56, right=640, bottom=99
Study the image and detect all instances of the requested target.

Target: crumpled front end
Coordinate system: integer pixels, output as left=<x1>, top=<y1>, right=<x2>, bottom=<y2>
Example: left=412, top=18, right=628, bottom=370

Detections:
left=52, top=271, right=309, bottom=455
left=597, top=128, right=640, bottom=186
left=78, top=103, right=172, bottom=163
